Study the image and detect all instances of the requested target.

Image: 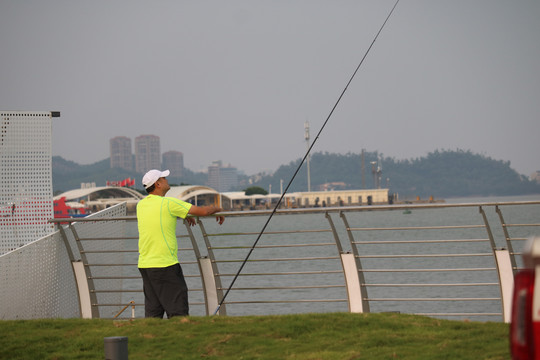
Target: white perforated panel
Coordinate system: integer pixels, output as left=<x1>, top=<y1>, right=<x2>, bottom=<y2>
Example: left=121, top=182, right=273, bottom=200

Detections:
left=0, top=111, right=55, bottom=255
left=0, top=231, right=79, bottom=319
left=0, top=203, right=129, bottom=319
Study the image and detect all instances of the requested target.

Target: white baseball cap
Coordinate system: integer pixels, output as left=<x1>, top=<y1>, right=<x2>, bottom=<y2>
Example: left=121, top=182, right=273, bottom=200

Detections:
left=142, top=169, right=170, bottom=189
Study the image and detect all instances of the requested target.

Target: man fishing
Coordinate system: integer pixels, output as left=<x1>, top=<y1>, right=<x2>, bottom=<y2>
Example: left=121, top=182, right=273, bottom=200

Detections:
left=137, top=169, right=225, bottom=318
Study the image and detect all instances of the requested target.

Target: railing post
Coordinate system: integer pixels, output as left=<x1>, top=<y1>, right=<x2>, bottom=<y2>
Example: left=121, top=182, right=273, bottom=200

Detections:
left=494, top=248, right=514, bottom=323
left=58, top=224, right=97, bottom=319
left=198, top=256, right=221, bottom=315
left=495, top=205, right=518, bottom=273
left=479, top=206, right=513, bottom=323
left=326, top=212, right=368, bottom=313
left=192, top=219, right=227, bottom=315
left=339, top=212, right=370, bottom=313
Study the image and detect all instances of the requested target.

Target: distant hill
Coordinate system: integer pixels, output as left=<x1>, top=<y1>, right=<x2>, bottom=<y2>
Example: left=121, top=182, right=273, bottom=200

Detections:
left=247, top=149, right=540, bottom=199
left=52, top=150, right=540, bottom=198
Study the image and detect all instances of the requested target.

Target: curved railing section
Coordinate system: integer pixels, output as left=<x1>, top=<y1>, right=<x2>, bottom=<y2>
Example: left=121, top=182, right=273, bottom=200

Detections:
left=1, top=200, right=539, bottom=322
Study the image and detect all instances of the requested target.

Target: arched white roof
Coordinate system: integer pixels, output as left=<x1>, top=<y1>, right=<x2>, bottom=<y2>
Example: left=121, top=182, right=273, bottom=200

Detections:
left=53, top=186, right=145, bottom=202
left=220, top=191, right=248, bottom=200
left=221, top=192, right=292, bottom=201
left=166, top=185, right=219, bottom=201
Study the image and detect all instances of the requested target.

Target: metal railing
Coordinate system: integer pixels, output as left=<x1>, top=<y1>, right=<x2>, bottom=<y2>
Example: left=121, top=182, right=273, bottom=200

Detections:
left=48, top=200, right=540, bottom=322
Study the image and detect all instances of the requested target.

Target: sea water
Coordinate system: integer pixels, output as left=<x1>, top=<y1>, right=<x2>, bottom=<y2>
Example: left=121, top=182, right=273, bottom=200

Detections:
left=117, top=194, right=540, bottom=320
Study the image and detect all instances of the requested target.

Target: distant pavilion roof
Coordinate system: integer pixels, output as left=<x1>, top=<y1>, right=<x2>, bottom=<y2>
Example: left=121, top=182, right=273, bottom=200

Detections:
left=166, top=185, right=219, bottom=202
left=53, top=185, right=291, bottom=209
left=221, top=192, right=289, bottom=200
left=53, top=186, right=145, bottom=202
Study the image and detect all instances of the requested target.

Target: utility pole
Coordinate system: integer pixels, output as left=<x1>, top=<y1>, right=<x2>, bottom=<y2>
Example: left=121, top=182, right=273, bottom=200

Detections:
left=371, top=161, right=377, bottom=189
left=304, top=121, right=311, bottom=192
left=361, top=149, right=365, bottom=189
left=377, top=154, right=383, bottom=189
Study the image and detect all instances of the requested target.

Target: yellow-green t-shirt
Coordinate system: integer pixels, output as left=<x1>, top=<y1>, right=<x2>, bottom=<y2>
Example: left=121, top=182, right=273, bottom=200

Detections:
left=137, top=194, right=192, bottom=268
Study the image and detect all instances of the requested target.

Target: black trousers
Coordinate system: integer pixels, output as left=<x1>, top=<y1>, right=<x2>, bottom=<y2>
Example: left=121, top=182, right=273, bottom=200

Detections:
left=138, top=263, right=189, bottom=318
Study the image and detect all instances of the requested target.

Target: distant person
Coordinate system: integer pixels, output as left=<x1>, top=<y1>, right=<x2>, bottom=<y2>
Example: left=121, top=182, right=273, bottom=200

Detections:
left=137, top=169, right=225, bottom=318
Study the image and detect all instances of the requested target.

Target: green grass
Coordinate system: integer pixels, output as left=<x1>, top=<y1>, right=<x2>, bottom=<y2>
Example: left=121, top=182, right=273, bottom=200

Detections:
left=0, top=313, right=510, bottom=359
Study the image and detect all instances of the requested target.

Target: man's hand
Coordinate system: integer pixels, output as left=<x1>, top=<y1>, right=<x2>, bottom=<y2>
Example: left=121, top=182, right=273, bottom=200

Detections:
left=216, top=215, right=225, bottom=225
left=186, top=217, right=197, bottom=226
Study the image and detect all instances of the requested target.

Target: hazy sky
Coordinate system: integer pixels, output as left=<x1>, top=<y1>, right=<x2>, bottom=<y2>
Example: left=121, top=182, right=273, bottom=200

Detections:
left=1, top=1, right=539, bottom=176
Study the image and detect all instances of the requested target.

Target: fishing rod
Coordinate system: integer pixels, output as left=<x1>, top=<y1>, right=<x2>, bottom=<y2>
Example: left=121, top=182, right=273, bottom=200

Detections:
left=213, top=0, right=401, bottom=315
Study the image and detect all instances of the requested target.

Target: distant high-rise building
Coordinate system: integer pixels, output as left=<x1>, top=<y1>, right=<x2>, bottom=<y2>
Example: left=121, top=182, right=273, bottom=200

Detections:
left=162, top=151, right=184, bottom=177
left=109, top=136, right=133, bottom=171
left=207, top=160, right=238, bottom=192
left=135, top=135, right=161, bottom=173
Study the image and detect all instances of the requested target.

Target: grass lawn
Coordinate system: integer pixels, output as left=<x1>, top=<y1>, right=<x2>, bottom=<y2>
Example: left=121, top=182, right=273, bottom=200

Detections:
left=0, top=312, right=510, bottom=359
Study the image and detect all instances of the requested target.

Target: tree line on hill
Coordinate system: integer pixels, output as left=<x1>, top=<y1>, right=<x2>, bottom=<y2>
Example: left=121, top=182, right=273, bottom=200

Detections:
left=250, top=149, right=540, bottom=199
left=52, top=149, right=540, bottom=198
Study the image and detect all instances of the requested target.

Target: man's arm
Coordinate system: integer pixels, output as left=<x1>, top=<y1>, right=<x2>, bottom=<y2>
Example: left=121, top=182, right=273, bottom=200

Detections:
left=188, top=205, right=222, bottom=216
left=187, top=205, right=225, bottom=225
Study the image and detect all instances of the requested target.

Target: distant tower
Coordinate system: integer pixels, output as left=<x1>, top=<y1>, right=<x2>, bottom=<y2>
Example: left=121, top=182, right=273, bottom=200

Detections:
left=371, top=155, right=383, bottom=189
left=135, top=135, right=161, bottom=173
left=109, top=136, right=132, bottom=171
left=304, top=121, right=311, bottom=192
left=371, top=161, right=377, bottom=189
left=376, top=157, right=383, bottom=189
left=162, top=151, right=184, bottom=177
left=207, top=161, right=239, bottom=192
left=361, top=149, right=365, bottom=189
